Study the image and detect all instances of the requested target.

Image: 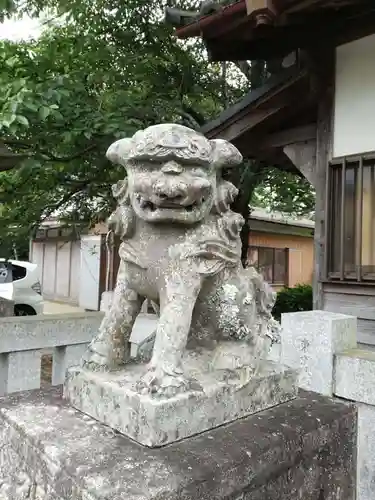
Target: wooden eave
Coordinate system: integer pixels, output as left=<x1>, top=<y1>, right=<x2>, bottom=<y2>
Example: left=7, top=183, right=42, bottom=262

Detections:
left=201, top=66, right=317, bottom=173
left=175, top=0, right=375, bottom=61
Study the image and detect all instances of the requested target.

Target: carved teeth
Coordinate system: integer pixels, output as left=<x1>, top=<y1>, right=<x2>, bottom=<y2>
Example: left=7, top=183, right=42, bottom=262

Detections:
left=139, top=197, right=148, bottom=208
left=139, top=198, right=156, bottom=212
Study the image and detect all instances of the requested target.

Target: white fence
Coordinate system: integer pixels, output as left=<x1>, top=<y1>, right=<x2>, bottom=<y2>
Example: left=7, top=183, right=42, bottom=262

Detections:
left=0, top=311, right=157, bottom=396
left=0, top=313, right=103, bottom=395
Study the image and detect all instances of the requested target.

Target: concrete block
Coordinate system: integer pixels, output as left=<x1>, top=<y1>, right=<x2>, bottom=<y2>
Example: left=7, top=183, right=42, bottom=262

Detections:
left=281, top=310, right=357, bottom=396
left=0, top=312, right=103, bottom=353
left=0, top=387, right=357, bottom=499
left=335, top=348, right=375, bottom=405
left=129, top=313, right=157, bottom=358
left=357, top=403, right=375, bottom=500
left=268, top=342, right=281, bottom=363
left=6, top=350, right=41, bottom=394
left=65, top=357, right=297, bottom=447
left=52, top=344, right=89, bottom=385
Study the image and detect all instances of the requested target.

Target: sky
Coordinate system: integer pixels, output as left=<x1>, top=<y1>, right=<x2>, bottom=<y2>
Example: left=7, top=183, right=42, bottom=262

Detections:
left=0, top=16, right=42, bottom=41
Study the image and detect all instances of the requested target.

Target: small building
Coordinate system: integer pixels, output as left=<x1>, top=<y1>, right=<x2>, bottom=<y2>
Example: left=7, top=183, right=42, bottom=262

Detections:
left=30, top=220, right=106, bottom=311
left=30, top=210, right=314, bottom=310
left=171, top=0, right=375, bottom=345
left=246, top=208, right=314, bottom=290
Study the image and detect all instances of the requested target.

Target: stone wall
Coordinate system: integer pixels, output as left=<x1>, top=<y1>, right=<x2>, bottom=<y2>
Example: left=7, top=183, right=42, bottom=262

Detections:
left=0, top=298, right=14, bottom=317
left=280, top=310, right=375, bottom=500
left=0, top=387, right=356, bottom=500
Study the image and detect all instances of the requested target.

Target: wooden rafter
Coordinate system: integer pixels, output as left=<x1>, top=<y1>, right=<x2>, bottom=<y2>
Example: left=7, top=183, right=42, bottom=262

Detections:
left=174, top=0, right=375, bottom=61
left=203, top=3, right=375, bottom=61
left=257, top=124, right=316, bottom=149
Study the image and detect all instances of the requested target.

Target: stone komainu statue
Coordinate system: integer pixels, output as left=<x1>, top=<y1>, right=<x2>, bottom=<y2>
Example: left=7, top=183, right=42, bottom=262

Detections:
left=84, top=124, right=280, bottom=396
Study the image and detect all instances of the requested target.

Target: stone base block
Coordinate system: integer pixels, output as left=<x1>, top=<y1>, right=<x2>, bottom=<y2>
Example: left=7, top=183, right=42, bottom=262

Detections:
left=0, top=387, right=356, bottom=500
left=65, top=353, right=297, bottom=447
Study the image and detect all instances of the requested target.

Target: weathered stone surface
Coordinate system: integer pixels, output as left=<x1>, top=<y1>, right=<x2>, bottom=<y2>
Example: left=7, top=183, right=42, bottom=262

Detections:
left=65, top=353, right=297, bottom=447
left=0, top=312, right=103, bottom=353
left=84, top=124, right=281, bottom=400
left=335, top=348, right=375, bottom=405
left=281, top=310, right=357, bottom=396
left=357, top=402, right=375, bottom=500
left=334, top=348, right=375, bottom=500
left=0, top=387, right=357, bottom=500
left=0, top=297, right=14, bottom=317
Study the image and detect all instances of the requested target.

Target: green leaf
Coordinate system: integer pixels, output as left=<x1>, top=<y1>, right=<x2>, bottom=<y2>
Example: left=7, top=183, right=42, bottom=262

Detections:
left=23, top=101, right=39, bottom=112
left=39, top=106, right=51, bottom=120
left=1, top=113, right=16, bottom=127
left=5, top=56, right=18, bottom=68
left=16, top=115, right=30, bottom=126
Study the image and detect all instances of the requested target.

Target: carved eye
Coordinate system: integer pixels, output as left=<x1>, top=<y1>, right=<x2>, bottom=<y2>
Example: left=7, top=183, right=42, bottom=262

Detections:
left=191, top=168, right=206, bottom=177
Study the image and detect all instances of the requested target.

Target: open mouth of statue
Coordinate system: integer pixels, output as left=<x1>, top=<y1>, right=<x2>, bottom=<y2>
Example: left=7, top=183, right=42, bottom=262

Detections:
left=138, top=197, right=201, bottom=213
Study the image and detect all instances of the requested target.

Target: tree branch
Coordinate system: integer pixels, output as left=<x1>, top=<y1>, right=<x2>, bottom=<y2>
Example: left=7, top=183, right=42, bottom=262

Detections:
left=3, top=140, right=98, bottom=163
left=233, top=60, right=252, bottom=81
left=0, top=164, right=19, bottom=173
left=178, top=109, right=201, bottom=129
left=181, top=101, right=206, bottom=126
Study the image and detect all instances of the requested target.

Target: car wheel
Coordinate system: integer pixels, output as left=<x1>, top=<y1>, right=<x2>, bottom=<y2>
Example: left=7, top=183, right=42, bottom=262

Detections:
left=14, top=305, right=37, bottom=316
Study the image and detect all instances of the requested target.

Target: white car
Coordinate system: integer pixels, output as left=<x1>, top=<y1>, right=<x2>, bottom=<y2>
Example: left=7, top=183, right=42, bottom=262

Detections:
left=0, top=259, right=44, bottom=316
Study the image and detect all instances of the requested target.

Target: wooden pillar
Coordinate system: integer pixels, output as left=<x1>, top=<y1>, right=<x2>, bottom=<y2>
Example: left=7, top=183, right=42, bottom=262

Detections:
left=310, top=49, right=335, bottom=310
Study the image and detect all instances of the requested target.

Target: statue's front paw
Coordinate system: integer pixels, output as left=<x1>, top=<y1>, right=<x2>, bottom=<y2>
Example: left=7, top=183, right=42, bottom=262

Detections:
left=136, top=367, right=202, bottom=398
left=82, top=339, right=131, bottom=372
left=82, top=350, right=111, bottom=372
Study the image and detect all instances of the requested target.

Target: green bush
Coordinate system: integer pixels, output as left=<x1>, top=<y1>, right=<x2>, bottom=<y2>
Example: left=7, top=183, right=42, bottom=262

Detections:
left=272, top=284, right=313, bottom=321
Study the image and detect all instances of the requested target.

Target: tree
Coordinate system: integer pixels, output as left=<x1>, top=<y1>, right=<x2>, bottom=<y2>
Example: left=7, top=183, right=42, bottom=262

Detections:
left=0, top=0, right=314, bottom=259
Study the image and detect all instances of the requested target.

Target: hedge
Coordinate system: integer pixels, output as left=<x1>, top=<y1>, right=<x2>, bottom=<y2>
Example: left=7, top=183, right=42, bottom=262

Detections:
left=272, top=284, right=313, bottom=321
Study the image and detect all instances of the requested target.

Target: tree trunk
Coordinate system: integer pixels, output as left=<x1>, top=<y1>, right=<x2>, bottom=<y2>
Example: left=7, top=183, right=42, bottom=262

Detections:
left=229, top=162, right=264, bottom=267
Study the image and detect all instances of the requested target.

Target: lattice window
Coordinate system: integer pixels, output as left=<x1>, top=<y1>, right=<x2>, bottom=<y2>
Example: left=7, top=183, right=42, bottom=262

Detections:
left=327, top=154, right=375, bottom=281
left=248, top=246, right=288, bottom=286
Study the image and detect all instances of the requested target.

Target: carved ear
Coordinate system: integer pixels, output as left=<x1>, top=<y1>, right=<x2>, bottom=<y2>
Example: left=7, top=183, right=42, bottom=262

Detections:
left=106, top=138, right=133, bottom=167
left=210, top=139, right=243, bottom=169
left=213, top=180, right=239, bottom=214
left=112, top=178, right=130, bottom=205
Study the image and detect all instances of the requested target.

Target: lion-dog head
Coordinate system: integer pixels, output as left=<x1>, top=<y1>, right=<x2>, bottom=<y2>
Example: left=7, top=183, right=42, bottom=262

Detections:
left=106, top=124, right=243, bottom=233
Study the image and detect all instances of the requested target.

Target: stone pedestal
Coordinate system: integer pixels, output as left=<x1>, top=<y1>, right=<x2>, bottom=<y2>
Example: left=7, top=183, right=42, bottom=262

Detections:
left=65, top=351, right=297, bottom=447
left=281, top=311, right=357, bottom=395
left=0, top=387, right=356, bottom=500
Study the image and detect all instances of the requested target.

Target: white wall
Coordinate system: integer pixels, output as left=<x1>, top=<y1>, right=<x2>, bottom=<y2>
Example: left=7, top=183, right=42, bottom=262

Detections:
left=334, top=34, right=375, bottom=158
left=79, top=235, right=102, bottom=311
left=42, top=243, right=57, bottom=296
left=31, top=240, right=81, bottom=305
